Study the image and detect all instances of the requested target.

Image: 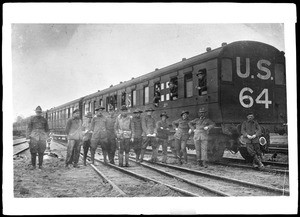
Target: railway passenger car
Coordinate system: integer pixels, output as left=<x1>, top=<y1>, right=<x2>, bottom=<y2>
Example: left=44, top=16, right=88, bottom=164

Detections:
left=14, top=40, right=287, bottom=162
left=46, top=97, right=84, bottom=135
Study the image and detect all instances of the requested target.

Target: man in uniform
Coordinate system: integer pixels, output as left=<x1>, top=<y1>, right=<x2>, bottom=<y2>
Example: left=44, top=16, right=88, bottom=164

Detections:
left=106, top=106, right=117, bottom=164
left=241, top=111, right=264, bottom=169
left=188, top=107, right=215, bottom=168
left=65, top=108, right=83, bottom=168
left=130, top=108, right=143, bottom=162
left=140, top=107, right=157, bottom=162
left=114, top=105, right=132, bottom=167
left=172, top=111, right=190, bottom=164
left=90, top=106, right=108, bottom=165
left=156, top=112, right=171, bottom=163
left=82, top=112, right=93, bottom=166
left=26, top=106, right=49, bottom=170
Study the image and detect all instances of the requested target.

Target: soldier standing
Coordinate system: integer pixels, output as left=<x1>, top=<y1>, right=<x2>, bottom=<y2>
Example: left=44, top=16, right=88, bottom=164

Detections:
left=156, top=112, right=171, bottom=163
left=82, top=112, right=93, bottom=166
left=188, top=107, right=215, bottom=168
left=106, top=106, right=117, bottom=164
left=90, top=106, right=108, bottom=165
left=114, top=105, right=132, bottom=167
left=140, top=107, right=157, bottom=162
left=26, top=106, right=49, bottom=170
left=130, top=108, right=143, bottom=162
left=172, top=111, right=190, bottom=164
left=65, top=108, right=83, bottom=168
left=241, top=111, right=264, bottom=169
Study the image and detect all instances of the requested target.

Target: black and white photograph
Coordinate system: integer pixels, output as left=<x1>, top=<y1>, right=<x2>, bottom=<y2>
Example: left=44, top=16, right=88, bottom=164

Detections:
left=3, top=3, right=297, bottom=215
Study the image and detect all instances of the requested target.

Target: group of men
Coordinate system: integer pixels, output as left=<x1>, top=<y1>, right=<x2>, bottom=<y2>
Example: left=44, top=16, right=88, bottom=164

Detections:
left=26, top=105, right=265, bottom=170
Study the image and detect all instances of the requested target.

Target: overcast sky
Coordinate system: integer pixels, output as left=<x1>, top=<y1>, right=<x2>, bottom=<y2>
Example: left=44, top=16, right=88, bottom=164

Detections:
left=11, top=23, right=285, bottom=119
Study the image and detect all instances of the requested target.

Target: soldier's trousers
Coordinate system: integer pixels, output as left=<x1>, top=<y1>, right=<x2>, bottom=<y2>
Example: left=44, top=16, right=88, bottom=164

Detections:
left=91, top=138, right=108, bottom=163
left=157, top=138, right=168, bottom=163
left=82, top=139, right=91, bottom=162
left=131, top=138, right=143, bottom=160
left=174, top=138, right=188, bottom=162
left=29, top=138, right=47, bottom=167
left=119, top=138, right=131, bottom=165
left=107, top=137, right=117, bottom=163
left=66, top=139, right=82, bottom=165
left=194, top=139, right=208, bottom=161
left=246, top=143, right=262, bottom=157
left=141, top=137, right=158, bottom=162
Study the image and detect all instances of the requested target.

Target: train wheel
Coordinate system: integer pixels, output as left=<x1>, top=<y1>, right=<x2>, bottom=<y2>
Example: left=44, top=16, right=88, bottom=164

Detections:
left=239, top=147, right=254, bottom=163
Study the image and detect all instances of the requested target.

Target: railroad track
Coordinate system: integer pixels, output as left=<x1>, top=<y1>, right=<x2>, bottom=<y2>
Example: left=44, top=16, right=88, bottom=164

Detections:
left=145, top=149, right=288, bottom=174
left=132, top=155, right=289, bottom=196
left=13, top=138, right=29, bottom=155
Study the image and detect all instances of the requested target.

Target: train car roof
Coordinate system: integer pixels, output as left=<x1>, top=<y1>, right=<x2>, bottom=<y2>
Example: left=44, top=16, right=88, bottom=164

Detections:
left=82, top=43, right=226, bottom=101
left=47, top=97, right=84, bottom=112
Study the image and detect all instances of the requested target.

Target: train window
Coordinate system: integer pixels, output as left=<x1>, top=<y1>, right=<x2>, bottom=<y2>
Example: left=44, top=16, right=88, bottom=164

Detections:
left=132, top=90, right=137, bottom=107
left=184, top=73, right=193, bottom=98
left=84, top=103, right=89, bottom=115
left=196, top=69, right=207, bottom=95
left=144, top=86, right=149, bottom=105
left=121, top=91, right=126, bottom=106
left=275, top=64, right=285, bottom=85
left=99, top=99, right=103, bottom=107
left=169, top=77, right=178, bottom=100
left=221, top=58, right=233, bottom=82
left=161, top=94, right=165, bottom=102
left=89, top=102, right=92, bottom=112
left=166, top=93, right=170, bottom=101
left=153, top=82, right=161, bottom=107
left=161, top=83, right=165, bottom=90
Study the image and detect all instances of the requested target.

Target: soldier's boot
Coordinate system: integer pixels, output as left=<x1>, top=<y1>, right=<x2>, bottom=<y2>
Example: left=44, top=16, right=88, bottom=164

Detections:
left=197, top=160, right=203, bottom=167
left=252, top=155, right=259, bottom=168
left=151, top=148, right=158, bottom=163
left=254, top=155, right=264, bottom=169
left=83, top=154, right=87, bottom=166
left=135, top=150, right=140, bottom=162
left=90, top=150, right=95, bottom=165
left=183, top=152, right=188, bottom=164
left=202, top=160, right=208, bottom=168
left=140, top=149, right=146, bottom=163
left=119, top=153, right=124, bottom=167
left=162, top=155, right=167, bottom=164
left=30, top=154, right=37, bottom=170
left=103, top=151, right=108, bottom=164
left=125, top=153, right=129, bottom=167
left=38, top=153, right=44, bottom=169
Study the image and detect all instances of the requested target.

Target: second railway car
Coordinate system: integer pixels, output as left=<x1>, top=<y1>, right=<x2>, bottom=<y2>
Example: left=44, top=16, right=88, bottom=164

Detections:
left=28, top=40, right=287, bottom=162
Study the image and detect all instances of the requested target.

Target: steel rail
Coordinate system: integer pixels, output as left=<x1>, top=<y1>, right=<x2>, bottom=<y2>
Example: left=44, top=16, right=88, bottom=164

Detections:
left=13, top=138, right=28, bottom=146
left=128, top=158, right=230, bottom=197
left=92, top=158, right=200, bottom=197
left=141, top=159, right=289, bottom=196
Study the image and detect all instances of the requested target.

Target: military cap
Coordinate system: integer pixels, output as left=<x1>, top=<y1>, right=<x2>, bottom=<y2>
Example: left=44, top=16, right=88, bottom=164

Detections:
left=85, top=112, right=93, bottom=118
left=133, top=108, right=143, bottom=113
left=108, top=104, right=115, bottom=111
left=196, top=69, right=205, bottom=76
left=160, top=112, right=169, bottom=118
left=120, top=105, right=128, bottom=111
left=73, top=108, right=79, bottom=114
left=198, top=107, right=207, bottom=113
left=246, top=111, right=254, bottom=116
left=181, top=110, right=189, bottom=116
left=35, top=106, right=42, bottom=112
left=95, top=106, right=105, bottom=111
left=145, top=107, right=155, bottom=112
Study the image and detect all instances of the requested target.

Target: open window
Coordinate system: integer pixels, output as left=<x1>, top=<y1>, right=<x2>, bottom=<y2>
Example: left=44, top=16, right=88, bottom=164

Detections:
left=196, top=69, right=207, bottom=95
left=153, top=82, right=161, bottom=107
left=106, top=94, right=117, bottom=111
left=169, top=77, right=178, bottom=101
left=121, top=91, right=126, bottom=106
